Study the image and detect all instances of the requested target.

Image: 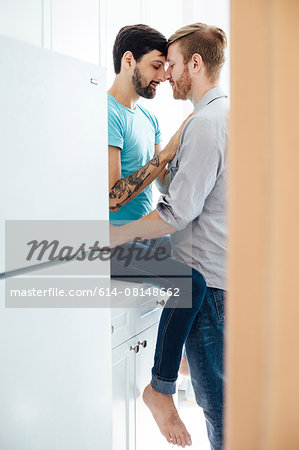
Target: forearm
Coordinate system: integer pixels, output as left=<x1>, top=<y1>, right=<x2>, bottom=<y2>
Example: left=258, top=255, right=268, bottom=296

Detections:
left=155, top=167, right=171, bottom=194
left=110, top=210, right=176, bottom=246
left=109, top=153, right=168, bottom=212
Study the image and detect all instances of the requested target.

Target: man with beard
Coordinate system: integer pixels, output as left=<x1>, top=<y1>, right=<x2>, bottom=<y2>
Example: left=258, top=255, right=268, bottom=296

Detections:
left=110, top=23, right=228, bottom=449
left=108, top=24, right=183, bottom=220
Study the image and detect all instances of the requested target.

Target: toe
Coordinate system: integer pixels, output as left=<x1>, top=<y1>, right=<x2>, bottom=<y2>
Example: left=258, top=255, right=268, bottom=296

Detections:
left=182, top=431, right=191, bottom=448
left=170, top=434, right=177, bottom=445
left=176, top=435, right=182, bottom=447
left=164, top=432, right=172, bottom=444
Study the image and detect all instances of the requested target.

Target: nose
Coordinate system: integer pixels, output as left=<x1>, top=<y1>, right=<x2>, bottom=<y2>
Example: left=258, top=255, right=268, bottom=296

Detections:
left=165, top=66, right=171, bottom=80
left=157, top=67, right=166, bottom=82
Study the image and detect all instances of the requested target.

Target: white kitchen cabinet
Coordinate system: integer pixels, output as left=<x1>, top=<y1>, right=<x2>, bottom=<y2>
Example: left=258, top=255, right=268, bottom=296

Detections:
left=0, top=279, right=113, bottom=450
left=111, top=285, right=166, bottom=350
left=112, top=336, right=136, bottom=450
left=111, top=294, right=174, bottom=450
left=112, top=323, right=161, bottom=450
left=135, top=323, right=161, bottom=450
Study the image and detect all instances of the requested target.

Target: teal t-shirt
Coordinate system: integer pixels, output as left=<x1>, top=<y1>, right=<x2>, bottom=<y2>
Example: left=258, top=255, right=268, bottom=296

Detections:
left=108, top=93, right=161, bottom=221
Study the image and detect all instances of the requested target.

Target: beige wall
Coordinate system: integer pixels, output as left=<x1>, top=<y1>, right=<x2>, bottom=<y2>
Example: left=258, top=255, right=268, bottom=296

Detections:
left=226, top=0, right=299, bottom=448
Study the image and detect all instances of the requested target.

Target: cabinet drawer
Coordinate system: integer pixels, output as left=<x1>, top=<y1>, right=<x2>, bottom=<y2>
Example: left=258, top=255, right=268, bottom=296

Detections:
left=110, top=281, right=168, bottom=348
left=111, top=299, right=163, bottom=349
left=134, top=295, right=164, bottom=336
left=111, top=308, right=135, bottom=350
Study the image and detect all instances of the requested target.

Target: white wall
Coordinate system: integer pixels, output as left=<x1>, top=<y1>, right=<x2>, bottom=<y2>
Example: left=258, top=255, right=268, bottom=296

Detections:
left=0, top=0, right=100, bottom=64
left=51, top=0, right=100, bottom=63
left=0, top=0, right=43, bottom=45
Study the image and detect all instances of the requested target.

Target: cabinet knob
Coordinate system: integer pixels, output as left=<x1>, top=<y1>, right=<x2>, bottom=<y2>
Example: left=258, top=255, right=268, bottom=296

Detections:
left=130, top=344, right=140, bottom=353
left=111, top=325, right=114, bottom=334
left=156, top=299, right=165, bottom=306
left=138, top=340, right=147, bottom=348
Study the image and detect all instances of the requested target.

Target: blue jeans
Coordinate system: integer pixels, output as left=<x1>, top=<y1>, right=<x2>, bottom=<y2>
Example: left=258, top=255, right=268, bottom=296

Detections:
left=151, top=269, right=207, bottom=394
left=185, top=286, right=225, bottom=450
left=151, top=271, right=225, bottom=450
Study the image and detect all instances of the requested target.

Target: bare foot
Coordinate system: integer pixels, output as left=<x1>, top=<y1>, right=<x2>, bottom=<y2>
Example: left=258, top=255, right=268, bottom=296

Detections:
left=143, top=384, right=192, bottom=447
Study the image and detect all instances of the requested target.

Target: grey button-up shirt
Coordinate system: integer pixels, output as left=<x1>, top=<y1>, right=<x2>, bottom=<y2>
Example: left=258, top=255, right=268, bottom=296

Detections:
left=157, top=87, right=229, bottom=290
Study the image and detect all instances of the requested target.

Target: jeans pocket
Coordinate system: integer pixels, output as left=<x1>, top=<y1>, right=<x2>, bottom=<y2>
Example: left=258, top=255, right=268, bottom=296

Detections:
left=211, top=288, right=225, bottom=322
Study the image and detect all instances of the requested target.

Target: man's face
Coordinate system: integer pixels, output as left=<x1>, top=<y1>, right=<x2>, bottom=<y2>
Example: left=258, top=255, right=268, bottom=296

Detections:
left=166, top=42, right=192, bottom=100
left=132, top=50, right=166, bottom=99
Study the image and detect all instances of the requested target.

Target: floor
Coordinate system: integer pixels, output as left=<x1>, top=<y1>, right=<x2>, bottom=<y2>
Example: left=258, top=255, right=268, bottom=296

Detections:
left=177, top=384, right=210, bottom=450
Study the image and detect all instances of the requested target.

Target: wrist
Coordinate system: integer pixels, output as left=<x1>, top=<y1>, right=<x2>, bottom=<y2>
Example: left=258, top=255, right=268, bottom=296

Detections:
left=161, top=146, right=172, bottom=164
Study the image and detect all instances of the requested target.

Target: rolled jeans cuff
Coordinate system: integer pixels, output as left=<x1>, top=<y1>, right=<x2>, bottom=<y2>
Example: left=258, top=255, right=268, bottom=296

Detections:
left=151, top=372, right=176, bottom=395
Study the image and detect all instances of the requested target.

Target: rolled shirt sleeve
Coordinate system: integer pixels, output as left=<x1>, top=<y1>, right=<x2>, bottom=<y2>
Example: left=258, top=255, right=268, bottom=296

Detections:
left=157, top=115, right=225, bottom=231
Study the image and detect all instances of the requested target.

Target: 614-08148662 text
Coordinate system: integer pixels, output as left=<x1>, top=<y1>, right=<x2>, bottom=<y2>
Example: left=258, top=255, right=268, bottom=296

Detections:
left=98, top=286, right=180, bottom=297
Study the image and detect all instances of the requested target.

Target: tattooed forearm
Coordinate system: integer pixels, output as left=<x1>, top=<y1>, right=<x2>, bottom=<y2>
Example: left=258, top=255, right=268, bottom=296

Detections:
left=109, top=155, right=161, bottom=211
left=149, top=155, right=160, bottom=167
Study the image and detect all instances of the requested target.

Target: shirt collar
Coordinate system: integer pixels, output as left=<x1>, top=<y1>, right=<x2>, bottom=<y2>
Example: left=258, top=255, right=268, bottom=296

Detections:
left=194, top=86, right=227, bottom=112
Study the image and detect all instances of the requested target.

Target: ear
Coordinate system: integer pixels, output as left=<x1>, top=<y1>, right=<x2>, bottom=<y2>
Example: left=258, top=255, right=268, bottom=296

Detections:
left=190, top=53, right=203, bottom=73
left=122, top=51, right=136, bottom=70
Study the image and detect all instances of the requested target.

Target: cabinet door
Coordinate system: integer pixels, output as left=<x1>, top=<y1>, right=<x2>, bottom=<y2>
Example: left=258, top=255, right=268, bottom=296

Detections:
left=135, top=323, right=171, bottom=450
left=112, top=338, right=135, bottom=450
left=0, top=279, right=112, bottom=450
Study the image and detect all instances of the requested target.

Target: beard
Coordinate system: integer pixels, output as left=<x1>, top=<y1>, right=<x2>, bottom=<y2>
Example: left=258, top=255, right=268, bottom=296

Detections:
left=172, top=66, right=192, bottom=100
left=132, top=66, right=156, bottom=99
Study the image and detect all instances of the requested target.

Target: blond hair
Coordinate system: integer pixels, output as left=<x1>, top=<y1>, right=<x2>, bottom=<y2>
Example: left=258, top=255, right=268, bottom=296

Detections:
left=168, top=23, right=227, bottom=83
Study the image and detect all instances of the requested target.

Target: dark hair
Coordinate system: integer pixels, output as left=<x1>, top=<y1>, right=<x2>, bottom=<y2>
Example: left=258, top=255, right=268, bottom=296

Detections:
left=113, top=24, right=167, bottom=74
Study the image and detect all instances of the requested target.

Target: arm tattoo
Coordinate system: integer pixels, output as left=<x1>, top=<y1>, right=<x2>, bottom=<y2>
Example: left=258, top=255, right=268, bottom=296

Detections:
left=109, top=155, right=160, bottom=210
